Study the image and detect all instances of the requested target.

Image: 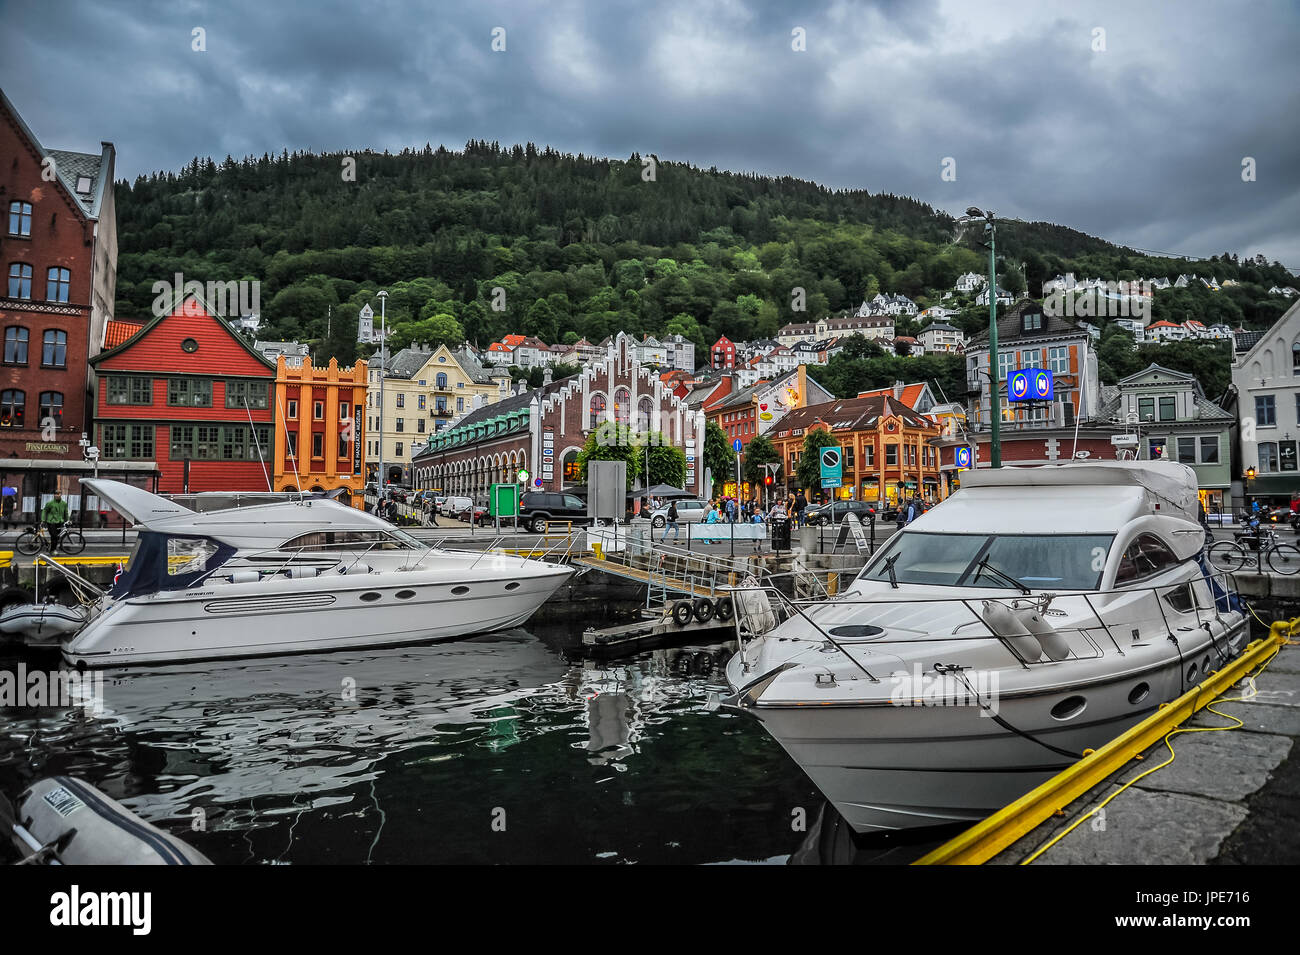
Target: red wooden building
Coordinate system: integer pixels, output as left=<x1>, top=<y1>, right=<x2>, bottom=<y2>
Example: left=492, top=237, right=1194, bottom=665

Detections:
left=91, top=295, right=277, bottom=494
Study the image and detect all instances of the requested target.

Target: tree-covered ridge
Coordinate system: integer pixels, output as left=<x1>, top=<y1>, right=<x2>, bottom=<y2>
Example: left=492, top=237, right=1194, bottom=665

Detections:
left=111, top=141, right=1297, bottom=380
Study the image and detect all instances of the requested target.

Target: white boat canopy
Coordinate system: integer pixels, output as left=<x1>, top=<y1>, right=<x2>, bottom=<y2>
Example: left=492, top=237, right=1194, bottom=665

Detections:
left=80, top=478, right=193, bottom=524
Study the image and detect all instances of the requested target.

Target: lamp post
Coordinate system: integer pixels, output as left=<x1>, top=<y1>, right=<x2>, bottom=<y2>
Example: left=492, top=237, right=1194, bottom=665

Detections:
left=376, top=290, right=388, bottom=492
left=1245, top=466, right=1255, bottom=511
left=967, top=207, right=1000, bottom=468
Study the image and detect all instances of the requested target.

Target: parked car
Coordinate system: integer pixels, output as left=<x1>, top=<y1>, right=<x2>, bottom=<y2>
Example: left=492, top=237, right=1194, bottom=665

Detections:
left=456, top=503, right=490, bottom=526
left=517, top=491, right=591, bottom=533
left=642, top=499, right=711, bottom=528
left=803, top=500, right=878, bottom=525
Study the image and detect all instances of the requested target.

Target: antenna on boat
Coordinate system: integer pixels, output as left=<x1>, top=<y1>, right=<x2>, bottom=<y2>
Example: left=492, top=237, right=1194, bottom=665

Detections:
left=244, top=397, right=272, bottom=492
left=277, top=393, right=304, bottom=501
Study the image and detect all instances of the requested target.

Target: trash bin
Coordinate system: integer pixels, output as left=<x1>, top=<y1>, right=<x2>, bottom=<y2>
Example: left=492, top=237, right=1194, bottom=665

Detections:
left=771, top=517, right=791, bottom=550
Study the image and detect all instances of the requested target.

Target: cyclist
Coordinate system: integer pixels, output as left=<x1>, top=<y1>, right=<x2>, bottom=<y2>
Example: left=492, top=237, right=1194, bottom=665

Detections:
left=41, top=491, right=69, bottom=552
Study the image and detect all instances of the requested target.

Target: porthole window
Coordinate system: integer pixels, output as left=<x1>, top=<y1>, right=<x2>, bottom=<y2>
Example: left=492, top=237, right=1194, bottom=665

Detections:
left=1187, top=663, right=1198, bottom=683
left=1127, top=682, right=1150, bottom=705
left=359, top=592, right=382, bottom=602
left=181, top=338, right=199, bottom=353
left=1050, top=695, right=1087, bottom=721
left=451, top=585, right=469, bottom=596
left=505, top=581, right=521, bottom=591
left=395, top=589, right=416, bottom=599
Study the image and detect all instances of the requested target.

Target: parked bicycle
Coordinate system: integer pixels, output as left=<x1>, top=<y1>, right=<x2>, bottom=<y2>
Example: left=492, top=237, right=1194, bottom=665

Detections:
left=14, top=522, right=86, bottom=556
left=1208, top=521, right=1300, bottom=575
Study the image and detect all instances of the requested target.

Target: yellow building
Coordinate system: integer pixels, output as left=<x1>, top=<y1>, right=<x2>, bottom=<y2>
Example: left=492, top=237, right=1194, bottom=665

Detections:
left=274, top=356, right=368, bottom=508
left=365, top=343, right=510, bottom=485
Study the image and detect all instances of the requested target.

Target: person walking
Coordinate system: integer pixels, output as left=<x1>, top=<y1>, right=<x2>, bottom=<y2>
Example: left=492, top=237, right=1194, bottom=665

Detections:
left=42, top=491, right=70, bottom=552
left=426, top=495, right=440, bottom=527
left=662, top=499, right=680, bottom=542
left=794, top=489, right=807, bottom=529
left=725, top=496, right=737, bottom=523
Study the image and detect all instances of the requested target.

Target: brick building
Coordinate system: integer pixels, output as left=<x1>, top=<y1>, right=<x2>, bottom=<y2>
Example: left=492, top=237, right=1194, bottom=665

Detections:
left=769, top=394, right=944, bottom=504
left=1, top=89, right=117, bottom=469
left=92, top=294, right=276, bottom=494
left=413, top=333, right=705, bottom=498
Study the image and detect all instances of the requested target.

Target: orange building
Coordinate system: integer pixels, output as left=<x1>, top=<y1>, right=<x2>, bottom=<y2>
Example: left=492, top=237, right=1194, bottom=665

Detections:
left=273, top=355, right=368, bottom=508
left=769, top=394, right=944, bottom=504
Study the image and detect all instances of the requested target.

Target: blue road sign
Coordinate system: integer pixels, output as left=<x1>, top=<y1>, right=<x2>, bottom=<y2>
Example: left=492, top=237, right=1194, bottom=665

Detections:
left=733, top=438, right=743, bottom=453
left=820, top=447, right=843, bottom=489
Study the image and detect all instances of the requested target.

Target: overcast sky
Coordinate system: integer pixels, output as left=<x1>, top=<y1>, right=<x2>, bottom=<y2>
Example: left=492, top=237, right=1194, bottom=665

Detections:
left=6, top=0, right=1298, bottom=268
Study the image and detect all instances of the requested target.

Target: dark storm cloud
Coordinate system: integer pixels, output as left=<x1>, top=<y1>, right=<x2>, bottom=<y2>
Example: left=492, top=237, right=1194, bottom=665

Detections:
left=5, top=0, right=1297, bottom=265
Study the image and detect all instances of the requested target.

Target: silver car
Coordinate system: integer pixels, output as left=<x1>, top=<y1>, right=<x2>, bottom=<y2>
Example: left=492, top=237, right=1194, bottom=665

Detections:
left=643, top=499, right=711, bottom=528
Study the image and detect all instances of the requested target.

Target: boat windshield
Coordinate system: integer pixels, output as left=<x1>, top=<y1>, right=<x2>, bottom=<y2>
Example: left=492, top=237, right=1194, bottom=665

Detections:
left=860, top=532, right=1114, bottom=590
left=109, top=532, right=236, bottom=599
left=279, top=528, right=424, bottom=552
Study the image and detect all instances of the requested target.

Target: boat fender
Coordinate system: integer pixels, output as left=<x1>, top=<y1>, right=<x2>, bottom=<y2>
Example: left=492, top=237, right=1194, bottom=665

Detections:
left=14, top=777, right=211, bottom=865
left=285, top=567, right=320, bottom=580
left=1011, top=599, right=1071, bottom=662
left=671, top=601, right=694, bottom=627
left=693, top=597, right=714, bottom=624
left=734, top=583, right=777, bottom=634
left=715, top=596, right=735, bottom=622
left=227, top=571, right=261, bottom=585
left=981, top=600, right=1043, bottom=663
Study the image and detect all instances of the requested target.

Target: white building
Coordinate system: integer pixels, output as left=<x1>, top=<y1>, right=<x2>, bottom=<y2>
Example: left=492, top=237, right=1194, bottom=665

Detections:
left=917, top=321, right=966, bottom=354
left=1232, top=299, right=1300, bottom=500
left=955, top=271, right=985, bottom=294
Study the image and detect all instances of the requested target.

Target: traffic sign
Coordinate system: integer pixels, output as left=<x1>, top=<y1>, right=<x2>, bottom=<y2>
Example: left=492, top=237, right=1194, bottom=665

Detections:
left=820, top=447, right=843, bottom=489
left=955, top=446, right=972, bottom=469
left=733, top=438, right=743, bottom=453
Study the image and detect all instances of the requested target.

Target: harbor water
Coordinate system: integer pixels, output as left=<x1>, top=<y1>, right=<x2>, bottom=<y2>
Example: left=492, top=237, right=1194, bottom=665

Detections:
left=0, top=607, right=947, bottom=864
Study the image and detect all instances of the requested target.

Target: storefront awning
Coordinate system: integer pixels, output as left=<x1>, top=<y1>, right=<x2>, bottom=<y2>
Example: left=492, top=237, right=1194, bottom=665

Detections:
left=1247, top=474, right=1300, bottom=496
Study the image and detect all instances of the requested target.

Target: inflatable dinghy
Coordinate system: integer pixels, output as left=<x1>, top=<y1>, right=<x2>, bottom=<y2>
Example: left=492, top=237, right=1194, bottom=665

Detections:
left=0, top=603, right=87, bottom=644
left=3, top=777, right=210, bottom=865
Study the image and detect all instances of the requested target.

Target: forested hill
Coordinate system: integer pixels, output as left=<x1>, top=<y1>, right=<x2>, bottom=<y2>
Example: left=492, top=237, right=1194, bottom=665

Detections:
left=111, top=140, right=1296, bottom=366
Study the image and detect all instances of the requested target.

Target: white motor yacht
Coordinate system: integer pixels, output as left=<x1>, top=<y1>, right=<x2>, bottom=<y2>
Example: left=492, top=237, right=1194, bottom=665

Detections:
left=723, top=461, right=1247, bottom=833
left=50, top=480, right=572, bottom=667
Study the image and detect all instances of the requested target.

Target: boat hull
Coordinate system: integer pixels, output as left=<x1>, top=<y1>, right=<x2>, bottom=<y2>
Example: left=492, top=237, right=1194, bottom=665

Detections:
left=62, top=558, right=572, bottom=667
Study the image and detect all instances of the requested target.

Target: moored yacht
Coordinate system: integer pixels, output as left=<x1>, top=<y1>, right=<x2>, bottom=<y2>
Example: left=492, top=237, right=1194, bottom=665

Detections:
left=54, top=480, right=572, bottom=667
left=723, top=461, right=1247, bottom=833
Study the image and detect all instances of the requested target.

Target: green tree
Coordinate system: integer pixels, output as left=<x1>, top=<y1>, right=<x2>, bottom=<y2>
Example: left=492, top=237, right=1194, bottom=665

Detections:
left=645, top=439, right=687, bottom=488
left=387, top=313, right=465, bottom=351
left=795, top=427, right=838, bottom=492
left=702, top=421, right=733, bottom=495
left=743, top=433, right=781, bottom=486
left=576, top=423, right=642, bottom=490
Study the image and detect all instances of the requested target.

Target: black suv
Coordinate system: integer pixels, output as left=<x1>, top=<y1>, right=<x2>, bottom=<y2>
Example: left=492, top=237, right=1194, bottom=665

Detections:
left=518, top=492, right=590, bottom=533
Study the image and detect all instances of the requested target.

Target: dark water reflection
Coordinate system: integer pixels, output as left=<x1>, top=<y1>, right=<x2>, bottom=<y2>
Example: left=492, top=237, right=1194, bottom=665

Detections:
left=1, top=611, right=941, bottom=864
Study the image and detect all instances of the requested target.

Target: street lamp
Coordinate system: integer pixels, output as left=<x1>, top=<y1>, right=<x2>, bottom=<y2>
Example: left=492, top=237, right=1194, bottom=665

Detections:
left=1245, top=466, right=1255, bottom=510
left=967, top=206, right=1000, bottom=468
left=376, top=290, right=388, bottom=491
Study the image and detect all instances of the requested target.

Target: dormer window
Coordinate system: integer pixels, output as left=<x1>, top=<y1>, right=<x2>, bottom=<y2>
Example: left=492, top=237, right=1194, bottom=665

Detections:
left=1022, top=311, right=1043, bottom=332
left=76, top=176, right=93, bottom=194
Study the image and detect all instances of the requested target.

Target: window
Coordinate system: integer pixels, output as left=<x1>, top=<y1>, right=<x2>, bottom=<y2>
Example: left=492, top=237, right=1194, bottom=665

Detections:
left=395, top=394, right=405, bottom=409
left=8, top=263, right=33, bottom=299
left=38, top=391, right=63, bottom=428
left=395, top=442, right=403, bottom=457
left=101, top=424, right=154, bottom=459
left=1048, top=346, right=1069, bottom=374
left=40, top=330, right=67, bottom=368
left=1200, top=436, right=1219, bottom=464
left=107, top=376, right=152, bottom=405
left=3, top=327, right=28, bottom=364
left=436, top=373, right=448, bottom=389
left=1114, top=534, right=1181, bottom=584
left=997, top=351, right=1015, bottom=381
left=396, top=418, right=405, bottom=433
left=313, top=401, right=324, bottom=419
left=1259, top=442, right=1279, bottom=472
left=339, top=402, right=349, bottom=419
left=1177, top=437, right=1197, bottom=464
left=1158, top=396, right=1176, bottom=421
left=456, top=398, right=464, bottom=411
left=638, top=397, right=653, bottom=432
left=863, top=532, right=1112, bottom=590
left=312, top=433, right=324, bottom=458
left=417, top=418, right=425, bottom=433
left=8, top=202, right=32, bottom=237
left=614, top=388, right=630, bottom=425
left=1019, top=348, right=1044, bottom=369
left=886, top=443, right=898, bottom=466
left=46, top=267, right=70, bottom=303
left=338, top=432, right=349, bottom=457
left=1255, top=395, right=1276, bottom=427
left=589, top=393, right=607, bottom=428
left=286, top=432, right=298, bottom=458
left=287, top=399, right=298, bottom=419
left=435, top=396, right=446, bottom=414
left=1282, top=441, right=1299, bottom=473
left=225, top=380, right=269, bottom=409
left=168, top=378, right=212, bottom=407
left=863, top=444, right=875, bottom=466
left=0, top=390, right=24, bottom=428
left=1138, top=397, right=1154, bottom=422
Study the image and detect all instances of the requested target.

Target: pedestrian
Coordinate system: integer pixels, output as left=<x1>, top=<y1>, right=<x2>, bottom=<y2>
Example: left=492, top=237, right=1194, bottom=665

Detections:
left=725, top=496, right=737, bottom=523
left=662, top=499, right=680, bottom=542
left=42, top=491, right=69, bottom=552
left=895, top=497, right=907, bottom=530
left=1, top=493, right=13, bottom=529
left=794, top=489, right=807, bottom=528
left=426, top=495, right=440, bottom=527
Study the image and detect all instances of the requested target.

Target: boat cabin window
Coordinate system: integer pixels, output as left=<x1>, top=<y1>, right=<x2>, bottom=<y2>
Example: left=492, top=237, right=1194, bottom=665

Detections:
left=860, top=532, right=1113, bottom=591
left=281, top=529, right=417, bottom=551
left=1114, top=533, right=1181, bottom=585
left=169, top=537, right=220, bottom=576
